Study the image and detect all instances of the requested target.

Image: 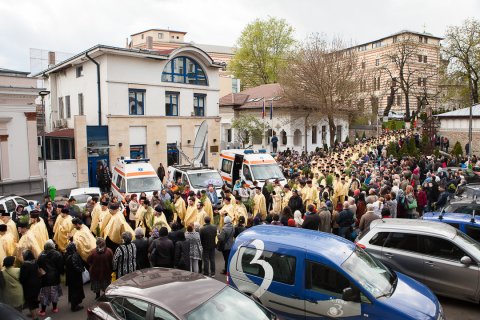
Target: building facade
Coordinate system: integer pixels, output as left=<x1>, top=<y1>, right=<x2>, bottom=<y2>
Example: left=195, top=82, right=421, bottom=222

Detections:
left=37, top=45, right=222, bottom=188
left=436, top=104, right=480, bottom=155
left=220, top=84, right=349, bottom=152
left=0, top=68, right=42, bottom=196
left=128, top=28, right=240, bottom=97
left=352, top=30, right=442, bottom=117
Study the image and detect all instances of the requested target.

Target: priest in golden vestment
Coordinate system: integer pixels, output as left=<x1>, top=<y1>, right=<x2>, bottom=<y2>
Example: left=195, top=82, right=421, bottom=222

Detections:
left=53, top=208, right=73, bottom=253
left=103, top=203, right=135, bottom=252
left=90, top=201, right=109, bottom=236
left=0, top=224, right=15, bottom=258
left=184, top=197, right=198, bottom=228
left=233, top=196, right=248, bottom=226
left=173, top=192, right=186, bottom=223
left=219, top=196, right=234, bottom=229
left=71, top=217, right=97, bottom=262
left=15, top=220, right=42, bottom=265
left=0, top=209, right=18, bottom=243
left=29, top=211, right=49, bottom=251
left=253, top=187, right=267, bottom=220
left=195, top=201, right=210, bottom=226
left=152, top=205, right=171, bottom=232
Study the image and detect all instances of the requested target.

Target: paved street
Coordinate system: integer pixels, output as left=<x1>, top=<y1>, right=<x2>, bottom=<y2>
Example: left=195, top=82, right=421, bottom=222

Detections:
left=21, top=250, right=480, bottom=320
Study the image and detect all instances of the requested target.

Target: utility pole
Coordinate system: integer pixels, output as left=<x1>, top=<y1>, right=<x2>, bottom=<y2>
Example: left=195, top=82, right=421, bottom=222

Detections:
left=39, top=90, right=50, bottom=194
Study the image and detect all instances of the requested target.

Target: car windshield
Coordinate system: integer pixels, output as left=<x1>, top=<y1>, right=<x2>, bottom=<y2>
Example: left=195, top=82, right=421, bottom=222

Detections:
left=342, top=247, right=395, bottom=299
left=70, top=193, right=98, bottom=204
left=127, top=177, right=162, bottom=193
left=444, top=203, right=480, bottom=215
left=250, top=164, right=284, bottom=180
left=186, top=286, right=275, bottom=320
left=454, top=230, right=480, bottom=255
left=188, top=171, right=224, bottom=188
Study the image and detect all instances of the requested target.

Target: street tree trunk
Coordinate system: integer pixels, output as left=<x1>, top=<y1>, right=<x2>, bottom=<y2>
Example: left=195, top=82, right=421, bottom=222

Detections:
left=328, top=114, right=336, bottom=147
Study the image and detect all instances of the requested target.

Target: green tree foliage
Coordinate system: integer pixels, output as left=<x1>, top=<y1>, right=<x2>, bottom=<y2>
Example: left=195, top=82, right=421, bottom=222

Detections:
left=344, top=136, right=350, bottom=144
left=443, top=19, right=480, bottom=104
left=362, top=131, right=366, bottom=139
left=407, top=138, right=417, bottom=156
left=231, top=115, right=266, bottom=147
left=229, top=17, right=295, bottom=88
left=387, top=142, right=398, bottom=158
left=451, top=141, right=463, bottom=157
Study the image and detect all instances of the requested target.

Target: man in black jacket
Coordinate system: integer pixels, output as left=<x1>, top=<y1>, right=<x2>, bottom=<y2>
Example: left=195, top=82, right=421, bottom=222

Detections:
left=288, top=189, right=304, bottom=213
left=200, top=216, right=217, bottom=277
left=302, top=205, right=320, bottom=231
left=148, top=227, right=174, bottom=268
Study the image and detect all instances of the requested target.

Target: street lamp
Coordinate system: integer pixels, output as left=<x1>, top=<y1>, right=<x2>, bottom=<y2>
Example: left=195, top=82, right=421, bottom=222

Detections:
left=39, top=90, right=50, bottom=194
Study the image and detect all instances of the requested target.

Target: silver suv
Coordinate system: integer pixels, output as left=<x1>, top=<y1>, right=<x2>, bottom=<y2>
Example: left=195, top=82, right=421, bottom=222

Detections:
left=356, top=219, right=480, bottom=303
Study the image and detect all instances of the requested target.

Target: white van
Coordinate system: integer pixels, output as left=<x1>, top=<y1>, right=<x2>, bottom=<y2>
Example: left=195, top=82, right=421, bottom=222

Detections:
left=167, top=165, right=224, bottom=200
left=219, top=149, right=286, bottom=188
left=111, top=158, right=163, bottom=200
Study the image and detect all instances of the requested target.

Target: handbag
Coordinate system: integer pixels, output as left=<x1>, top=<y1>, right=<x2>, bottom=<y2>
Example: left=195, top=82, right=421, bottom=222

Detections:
left=82, top=269, right=90, bottom=284
left=407, top=198, right=418, bottom=210
left=216, top=239, right=225, bottom=252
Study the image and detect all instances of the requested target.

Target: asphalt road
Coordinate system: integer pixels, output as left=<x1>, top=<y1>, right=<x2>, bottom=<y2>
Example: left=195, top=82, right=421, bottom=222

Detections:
left=23, top=251, right=479, bottom=320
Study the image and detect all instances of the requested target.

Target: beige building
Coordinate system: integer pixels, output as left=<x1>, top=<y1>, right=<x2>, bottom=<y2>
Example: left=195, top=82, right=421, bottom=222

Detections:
left=352, top=30, right=442, bottom=118
left=0, top=68, right=42, bottom=195
left=36, top=45, right=222, bottom=188
left=128, top=28, right=240, bottom=97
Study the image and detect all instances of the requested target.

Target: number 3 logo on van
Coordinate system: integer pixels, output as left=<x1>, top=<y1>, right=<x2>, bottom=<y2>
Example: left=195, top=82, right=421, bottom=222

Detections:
left=249, top=239, right=274, bottom=299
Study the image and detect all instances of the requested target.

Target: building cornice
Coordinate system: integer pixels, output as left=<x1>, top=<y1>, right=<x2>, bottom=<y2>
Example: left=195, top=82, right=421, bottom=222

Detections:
left=106, top=80, right=220, bottom=92
left=107, top=115, right=221, bottom=120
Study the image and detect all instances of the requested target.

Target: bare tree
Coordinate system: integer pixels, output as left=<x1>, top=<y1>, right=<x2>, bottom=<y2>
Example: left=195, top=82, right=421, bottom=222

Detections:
left=279, top=34, right=361, bottom=147
left=443, top=19, right=480, bottom=105
left=381, top=34, right=423, bottom=120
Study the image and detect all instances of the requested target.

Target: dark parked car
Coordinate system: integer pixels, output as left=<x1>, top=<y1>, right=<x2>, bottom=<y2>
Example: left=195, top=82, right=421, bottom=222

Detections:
left=87, top=268, right=277, bottom=320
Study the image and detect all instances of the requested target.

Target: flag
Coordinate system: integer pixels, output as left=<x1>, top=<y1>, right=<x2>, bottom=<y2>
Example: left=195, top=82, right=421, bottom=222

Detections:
left=269, top=100, right=273, bottom=120
left=261, top=98, right=265, bottom=119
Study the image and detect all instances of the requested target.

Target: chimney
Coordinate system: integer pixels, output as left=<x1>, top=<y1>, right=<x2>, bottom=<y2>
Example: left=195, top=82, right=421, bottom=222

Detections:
left=48, top=51, right=56, bottom=67
left=146, top=36, right=153, bottom=49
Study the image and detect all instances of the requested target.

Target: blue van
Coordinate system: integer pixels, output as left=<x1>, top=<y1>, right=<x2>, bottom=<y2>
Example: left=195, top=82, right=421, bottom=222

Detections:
left=228, top=225, right=444, bottom=320
left=423, top=211, right=480, bottom=242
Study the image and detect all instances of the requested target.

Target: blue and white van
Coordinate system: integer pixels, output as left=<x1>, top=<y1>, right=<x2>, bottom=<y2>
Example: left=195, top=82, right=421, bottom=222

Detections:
left=228, top=225, right=444, bottom=320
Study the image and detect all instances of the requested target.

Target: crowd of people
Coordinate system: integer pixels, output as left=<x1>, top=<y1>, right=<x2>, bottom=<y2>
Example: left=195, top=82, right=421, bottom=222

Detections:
left=0, top=129, right=475, bottom=319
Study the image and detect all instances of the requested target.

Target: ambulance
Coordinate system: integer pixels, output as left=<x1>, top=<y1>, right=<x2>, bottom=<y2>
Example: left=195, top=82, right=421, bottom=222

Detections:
left=219, top=149, right=286, bottom=188
left=111, top=157, right=163, bottom=200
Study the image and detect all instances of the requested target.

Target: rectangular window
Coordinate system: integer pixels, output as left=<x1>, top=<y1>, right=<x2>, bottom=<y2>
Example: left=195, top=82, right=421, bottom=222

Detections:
left=78, top=93, right=84, bottom=115
left=375, top=59, right=380, bottom=66
left=392, top=77, right=397, bottom=87
left=361, top=61, right=365, bottom=69
left=419, top=36, right=423, bottom=43
left=76, top=66, right=83, bottom=77
left=165, top=92, right=179, bottom=116
left=238, top=247, right=296, bottom=285
left=393, top=36, right=398, bottom=43
left=396, top=95, right=402, bottom=106
left=130, top=145, right=146, bottom=159
left=424, top=37, right=428, bottom=44
left=384, top=232, right=421, bottom=253
left=226, top=129, right=232, bottom=143
left=306, top=261, right=350, bottom=298
left=418, top=78, right=422, bottom=86
left=465, top=225, right=480, bottom=242
left=65, top=96, right=71, bottom=118
left=418, top=54, right=423, bottom=62
left=312, top=125, right=317, bottom=144
left=422, top=236, right=465, bottom=261
left=193, top=93, right=206, bottom=116
left=158, top=33, right=163, bottom=39
left=129, top=89, right=145, bottom=115
left=58, top=97, right=64, bottom=119
left=221, top=159, right=233, bottom=173
left=336, top=126, right=342, bottom=142
left=321, top=125, right=327, bottom=143
left=424, top=55, right=428, bottom=63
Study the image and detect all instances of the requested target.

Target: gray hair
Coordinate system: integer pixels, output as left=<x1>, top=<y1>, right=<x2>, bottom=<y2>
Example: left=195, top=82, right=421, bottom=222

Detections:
left=134, top=227, right=144, bottom=238
left=366, top=203, right=375, bottom=211
left=44, top=239, right=55, bottom=250
left=121, top=231, right=132, bottom=244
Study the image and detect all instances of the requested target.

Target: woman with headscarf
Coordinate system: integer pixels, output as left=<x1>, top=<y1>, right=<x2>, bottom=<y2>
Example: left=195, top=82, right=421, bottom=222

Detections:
left=185, top=222, right=202, bottom=273
left=1, top=256, right=24, bottom=311
left=87, top=238, right=113, bottom=299
left=396, top=189, right=408, bottom=218
left=20, top=250, right=41, bottom=319
left=293, top=210, right=303, bottom=228
left=132, top=227, right=149, bottom=270
left=37, top=239, right=64, bottom=316
left=64, top=242, right=85, bottom=312
left=112, top=232, right=137, bottom=279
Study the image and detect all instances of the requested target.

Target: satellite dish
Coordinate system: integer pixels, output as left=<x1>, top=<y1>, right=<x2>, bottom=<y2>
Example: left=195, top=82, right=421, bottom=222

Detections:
left=193, top=120, right=208, bottom=166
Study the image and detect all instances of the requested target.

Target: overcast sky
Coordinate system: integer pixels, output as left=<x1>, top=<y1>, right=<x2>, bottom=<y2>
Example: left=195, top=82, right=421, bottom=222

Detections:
left=1, top=0, right=478, bottom=72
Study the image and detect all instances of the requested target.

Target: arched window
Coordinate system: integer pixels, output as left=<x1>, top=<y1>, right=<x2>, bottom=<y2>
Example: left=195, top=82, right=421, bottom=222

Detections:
left=294, top=129, right=302, bottom=146
left=281, top=130, right=287, bottom=145
left=162, top=56, right=208, bottom=85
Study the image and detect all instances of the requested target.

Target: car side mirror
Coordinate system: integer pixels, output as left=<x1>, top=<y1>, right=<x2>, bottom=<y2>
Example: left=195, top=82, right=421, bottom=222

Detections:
left=342, top=287, right=360, bottom=303
left=460, top=256, right=472, bottom=265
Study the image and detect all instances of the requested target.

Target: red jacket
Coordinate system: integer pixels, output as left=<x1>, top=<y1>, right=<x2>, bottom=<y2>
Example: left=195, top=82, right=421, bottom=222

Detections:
left=416, top=190, right=428, bottom=207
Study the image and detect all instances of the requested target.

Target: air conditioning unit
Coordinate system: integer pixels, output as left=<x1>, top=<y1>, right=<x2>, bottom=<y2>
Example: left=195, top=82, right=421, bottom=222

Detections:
left=55, top=119, right=68, bottom=128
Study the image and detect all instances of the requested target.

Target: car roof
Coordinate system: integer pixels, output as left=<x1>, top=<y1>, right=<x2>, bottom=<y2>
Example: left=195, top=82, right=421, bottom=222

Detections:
left=370, top=218, right=458, bottom=239
left=69, top=187, right=101, bottom=196
left=236, top=225, right=355, bottom=266
left=423, top=211, right=480, bottom=224
left=106, top=268, right=226, bottom=316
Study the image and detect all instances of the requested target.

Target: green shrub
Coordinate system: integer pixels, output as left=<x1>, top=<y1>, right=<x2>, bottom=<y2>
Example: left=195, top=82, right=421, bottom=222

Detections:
left=451, top=141, right=463, bottom=157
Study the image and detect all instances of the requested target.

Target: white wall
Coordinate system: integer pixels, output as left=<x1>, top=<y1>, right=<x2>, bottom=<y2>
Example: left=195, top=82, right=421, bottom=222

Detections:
left=43, top=159, right=77, bottom=190
left=0, top=106, right=32, bottom=181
